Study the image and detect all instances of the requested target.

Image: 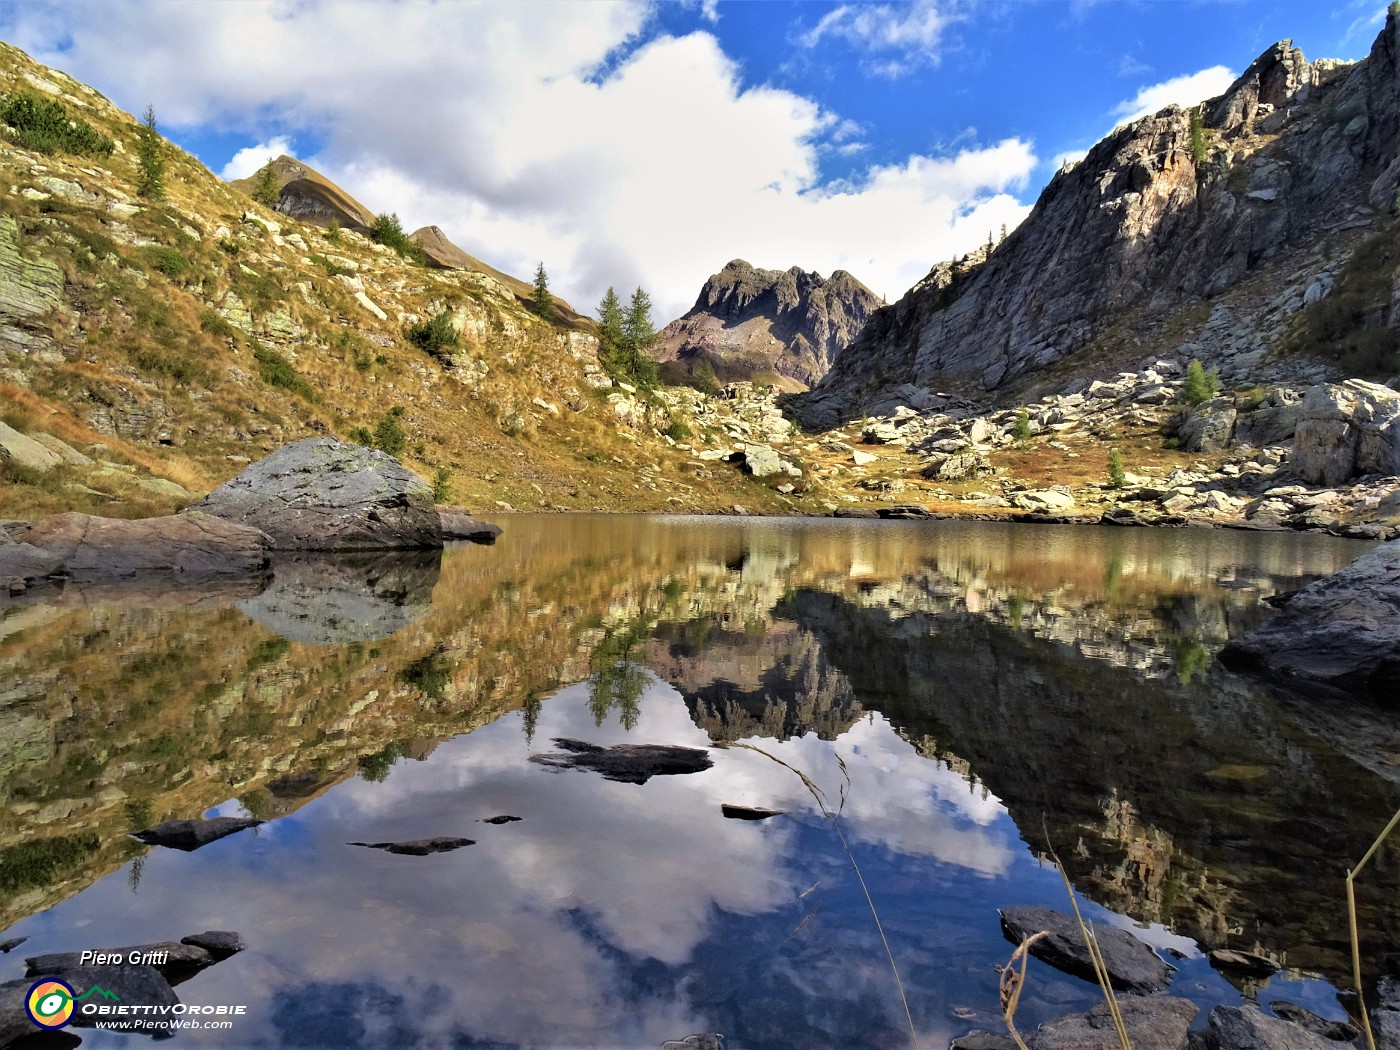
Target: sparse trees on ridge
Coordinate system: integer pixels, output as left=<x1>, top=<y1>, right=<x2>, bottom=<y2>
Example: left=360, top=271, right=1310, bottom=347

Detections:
left=532, top=262, right=553, bottom=322
left=597, top=284, right=659, bottom=388
left=251, top=161, right=280, bottom=207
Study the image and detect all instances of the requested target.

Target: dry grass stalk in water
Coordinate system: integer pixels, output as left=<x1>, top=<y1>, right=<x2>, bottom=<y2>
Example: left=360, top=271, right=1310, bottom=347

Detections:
left=1000, top=930, right=1050, bottom=1050
left=1348, top=805, right=1400, bottom=1050
left=719, top=740, right=918, bottom=1050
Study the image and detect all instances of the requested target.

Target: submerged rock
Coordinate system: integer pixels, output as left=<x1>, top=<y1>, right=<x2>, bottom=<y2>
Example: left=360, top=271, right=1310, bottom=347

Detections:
left=999, top=905, right=1173, bottom=993
left=1030, top=995, right=1196, bottom=1050
left=530, top=738, right=714, bottom=784
left=721, top=804, right=784, bottom=820
left=348, top=837, right=474, bottom=855
left=190, top=438, right=442, bottom=550
left=131, top=816, right=263, bottom=851
left=1219, top=540, right=1400, bottom=701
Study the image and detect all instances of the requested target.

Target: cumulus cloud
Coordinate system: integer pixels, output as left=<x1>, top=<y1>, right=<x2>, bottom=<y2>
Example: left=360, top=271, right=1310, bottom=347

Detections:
left=799, top=0, right=957, bottom=78
left=219, top=135, right=295, bottom=181
left=3, top=0, right=1033, bottom=321
left=1111, top=66, right=1237, bottom=125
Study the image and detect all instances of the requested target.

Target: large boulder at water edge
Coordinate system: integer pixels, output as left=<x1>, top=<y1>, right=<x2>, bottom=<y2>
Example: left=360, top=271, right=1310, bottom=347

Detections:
left=190, top=438, right=442, bottom=550
left=1292, top=380, right=1400, bottom=486
left=1220, top=540, right=1400, bottom=701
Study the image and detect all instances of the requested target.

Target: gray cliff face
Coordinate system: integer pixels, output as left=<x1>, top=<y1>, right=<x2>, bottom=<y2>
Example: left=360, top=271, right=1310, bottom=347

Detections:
left=798, top=18, right=1400, bottom=427
left=655, top=260, right=881, bottom=388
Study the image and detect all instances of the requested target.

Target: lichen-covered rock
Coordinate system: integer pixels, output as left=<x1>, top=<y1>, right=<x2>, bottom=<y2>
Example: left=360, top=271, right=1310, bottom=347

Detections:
left=1292, top=380, right=1400, bottom=486
left=1220, top=539, right=1400, bottom=700
left=1179, top=399, right=1239, bottom=453
left=0, top=213, right=62, bottom=321
left=190, top=438, right=441, bottom=550
left=0, top=421, right=63, bottom=472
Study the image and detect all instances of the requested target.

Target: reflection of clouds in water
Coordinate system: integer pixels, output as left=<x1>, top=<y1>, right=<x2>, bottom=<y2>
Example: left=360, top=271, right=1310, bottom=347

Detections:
left=11, top=674, right=1024, bottom=1048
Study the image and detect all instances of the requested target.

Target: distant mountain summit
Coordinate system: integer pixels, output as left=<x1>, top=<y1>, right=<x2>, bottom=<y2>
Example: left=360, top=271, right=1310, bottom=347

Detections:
left=654, top=260, right=881, bottom=389
left=229, top=155, right=375, bottom=231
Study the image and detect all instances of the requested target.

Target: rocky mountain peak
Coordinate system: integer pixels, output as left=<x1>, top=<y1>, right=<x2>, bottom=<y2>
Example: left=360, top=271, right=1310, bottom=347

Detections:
left=796, top=17, right=1400, bottom=428
left=656, top=260, right=881, bottom=389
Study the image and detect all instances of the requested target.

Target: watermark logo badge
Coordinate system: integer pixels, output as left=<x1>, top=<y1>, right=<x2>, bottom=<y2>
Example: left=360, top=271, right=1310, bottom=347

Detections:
left=25, top=979, right=76, bottom=1030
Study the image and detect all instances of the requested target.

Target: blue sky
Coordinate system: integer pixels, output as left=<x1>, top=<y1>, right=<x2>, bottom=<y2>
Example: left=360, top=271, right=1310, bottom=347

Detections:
left=0, top=1, right=1387, bottom=320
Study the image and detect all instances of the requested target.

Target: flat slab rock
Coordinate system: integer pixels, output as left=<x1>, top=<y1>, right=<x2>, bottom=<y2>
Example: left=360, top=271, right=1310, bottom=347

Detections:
left=190, top=437, right=442, bottom=551
left=530, top=738, right=714, bottom=784
left=1220, top=540, right=1400, bottom=702
left=131, top=816, right=263, bottom=851
left=1000, top=905, right=1173, bottom=993
left=1031, top=994, right=1197, bottom=1050
left=439, top=508, right=502, bottom=543
left=6, top=511, right=270, bottom=579
left=349, top=837, right=474, bottom=855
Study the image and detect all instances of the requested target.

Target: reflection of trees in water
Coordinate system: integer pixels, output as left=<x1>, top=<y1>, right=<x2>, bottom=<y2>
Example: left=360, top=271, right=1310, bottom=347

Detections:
left=586, top=616, right=657, bottom=731
left=358, top=740, right=409, bottom=783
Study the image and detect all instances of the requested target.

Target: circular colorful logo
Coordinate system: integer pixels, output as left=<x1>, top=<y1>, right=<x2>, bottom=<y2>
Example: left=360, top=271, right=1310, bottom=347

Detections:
left=26, top=979, right=76, bottom=1030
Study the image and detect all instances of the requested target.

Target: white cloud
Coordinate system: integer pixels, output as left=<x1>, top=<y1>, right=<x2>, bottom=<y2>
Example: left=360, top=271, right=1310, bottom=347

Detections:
left=1051, top=149, right=1089, bottom=171
left=799, top=0, right=957, bottom=77
left=4, top=0, right=1033, bottom=322
left=219, top=135, right=294, bottom=181
left=1111, top=66, right=1237, bottom=126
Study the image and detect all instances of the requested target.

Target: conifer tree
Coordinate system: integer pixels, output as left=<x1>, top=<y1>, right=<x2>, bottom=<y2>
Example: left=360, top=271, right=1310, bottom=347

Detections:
left=622, top=286, right=659, bottom=387
left=597, top=287, right=624, bottom=357
left=251, top=160, right=280, bottom=207
left=532, top=262, right=553, bottom=322
left=136, top=104, right=165, bottom=200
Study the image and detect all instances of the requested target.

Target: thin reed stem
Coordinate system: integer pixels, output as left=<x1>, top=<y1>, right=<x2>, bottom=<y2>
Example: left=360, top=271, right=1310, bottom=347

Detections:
left=1347, top=805, right=1400, bottom=1050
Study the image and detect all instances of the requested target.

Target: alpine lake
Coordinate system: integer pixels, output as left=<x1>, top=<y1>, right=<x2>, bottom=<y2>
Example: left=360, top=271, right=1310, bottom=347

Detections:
left=2, top=515, right=1398, bottom=1050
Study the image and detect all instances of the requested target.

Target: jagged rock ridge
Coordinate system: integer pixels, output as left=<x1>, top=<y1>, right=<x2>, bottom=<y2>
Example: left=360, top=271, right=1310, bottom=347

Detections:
left=229, top=154, right=376, bottom=231
left=655, top=259, right=881, bottom=389
left=798, top=18, right=1400, bottom=426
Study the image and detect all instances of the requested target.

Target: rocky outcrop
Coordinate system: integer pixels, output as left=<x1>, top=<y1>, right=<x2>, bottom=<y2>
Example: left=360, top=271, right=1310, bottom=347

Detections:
left=999, top=905, right=1173, bottom=993
left=1292, top=380, right=1400, bottom=485
left=0, top=213, right=62, bottom=321
left=229, top=155, right=375, bottom=230
left=5, top=511, right=271, bottom=579
left=190, top=438, right=442, bottom=550
left=797, top=17, right=1400, bottom=426
left=655, top=260, right=880, bottom=388
left=439, top=508, right=502, bottom=543
left=1219, top=539, right=1400, bottom=700
left=1199, top=1004, right=1336, bottom=1050
left=0, top=421, right=62, bottom=471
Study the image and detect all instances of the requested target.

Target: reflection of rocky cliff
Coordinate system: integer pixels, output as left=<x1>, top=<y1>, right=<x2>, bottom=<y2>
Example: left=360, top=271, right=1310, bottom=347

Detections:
left=778, top=586, right=1400, bottom=984
left=648, top=621, right=862, bottom=741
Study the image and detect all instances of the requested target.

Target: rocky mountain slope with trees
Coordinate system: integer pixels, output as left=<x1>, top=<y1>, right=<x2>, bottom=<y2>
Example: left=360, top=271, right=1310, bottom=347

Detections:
left=653, top=259, right=881, bottom=390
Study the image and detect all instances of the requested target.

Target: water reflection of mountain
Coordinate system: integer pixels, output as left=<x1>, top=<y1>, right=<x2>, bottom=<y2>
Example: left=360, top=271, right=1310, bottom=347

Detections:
left=2, top=515, right=1391, bottom=992
left=775, top=586, right=1400, bottom=982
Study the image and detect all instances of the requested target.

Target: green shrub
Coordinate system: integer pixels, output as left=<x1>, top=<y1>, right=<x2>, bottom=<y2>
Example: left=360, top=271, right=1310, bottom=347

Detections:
left=325, top=220, right=341, bottom=244
left=250, top=161, right=280, bottom=207
left=431, top=466, right=454, bottom=504
left=142, top=245, right=190, bottom=279
left=369, top=212, right=426, bottom=265
left=1189, top=110, right=1207, bottom=165
left=406, top=311, right=459, bottom=356
left=349, top=425, right=374, bottom=446
left=253, top=342, right=317, bottom=401
left=136, top=105, right=165, bottom=200
left=663, top=417, right=691, bottom=441
left=374, top=412, right=405, bottom=456
left=1107, top=448, right=1126, bottom=489
left=1012, top=408, right=1032, bottom=442
left=127, top=343, right=212, bottom=386
left=0, top=92, right=114, bottom=157
left=1182, top=359, right=1221, bottom=405
left=309, top=253, right=350, bottom=277
left=199, top=310, right=235, bottom=338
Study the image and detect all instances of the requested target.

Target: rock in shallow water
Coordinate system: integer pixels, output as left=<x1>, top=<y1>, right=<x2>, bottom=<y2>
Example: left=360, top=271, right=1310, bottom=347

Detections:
left=1029, top=994, right=1196, bottom=1050
left=439, top=508, right=502, bottom=543
left=999, top=905, right=1173, bottom=993
left=190, top=437, right=442, bottom=550
left=6, top=511, right=270, bottom=579
left=530, top=738, right=714, bottom=784
left=131, top=816, right=263, bottom=851
left=1219, top=540, right=1400, bottom=701
left=348, top=837, right=474, bottom=855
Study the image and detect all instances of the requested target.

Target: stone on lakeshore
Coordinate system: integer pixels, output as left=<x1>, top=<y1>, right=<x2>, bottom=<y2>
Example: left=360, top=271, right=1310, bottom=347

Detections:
left=739, top=443, right=784, bottom=478
left=1179, top=399, right=1239, bottom=453
left=1293, top=380, right=1400, bottom=486
left=1030, top=995, right=1196, bottom=1050
left=1011, top=490, right=1077, bottom=513
left=1202, top=1004, right=1336, bottom=1050
left=999, top=905, right=1172, bottom=993
left=131, top=816, right=263, bottom=852
left=190, top=438, right=441, bottom=550
left=7, top=511, right=270, bottom=579
left=439, top=508, right=502, bottom=543
left=1220, top=540, right=1400, bottom=701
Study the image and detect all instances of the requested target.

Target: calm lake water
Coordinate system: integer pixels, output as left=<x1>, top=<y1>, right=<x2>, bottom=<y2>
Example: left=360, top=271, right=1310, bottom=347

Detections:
left=2, top=515, right=1397, bottom=1049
